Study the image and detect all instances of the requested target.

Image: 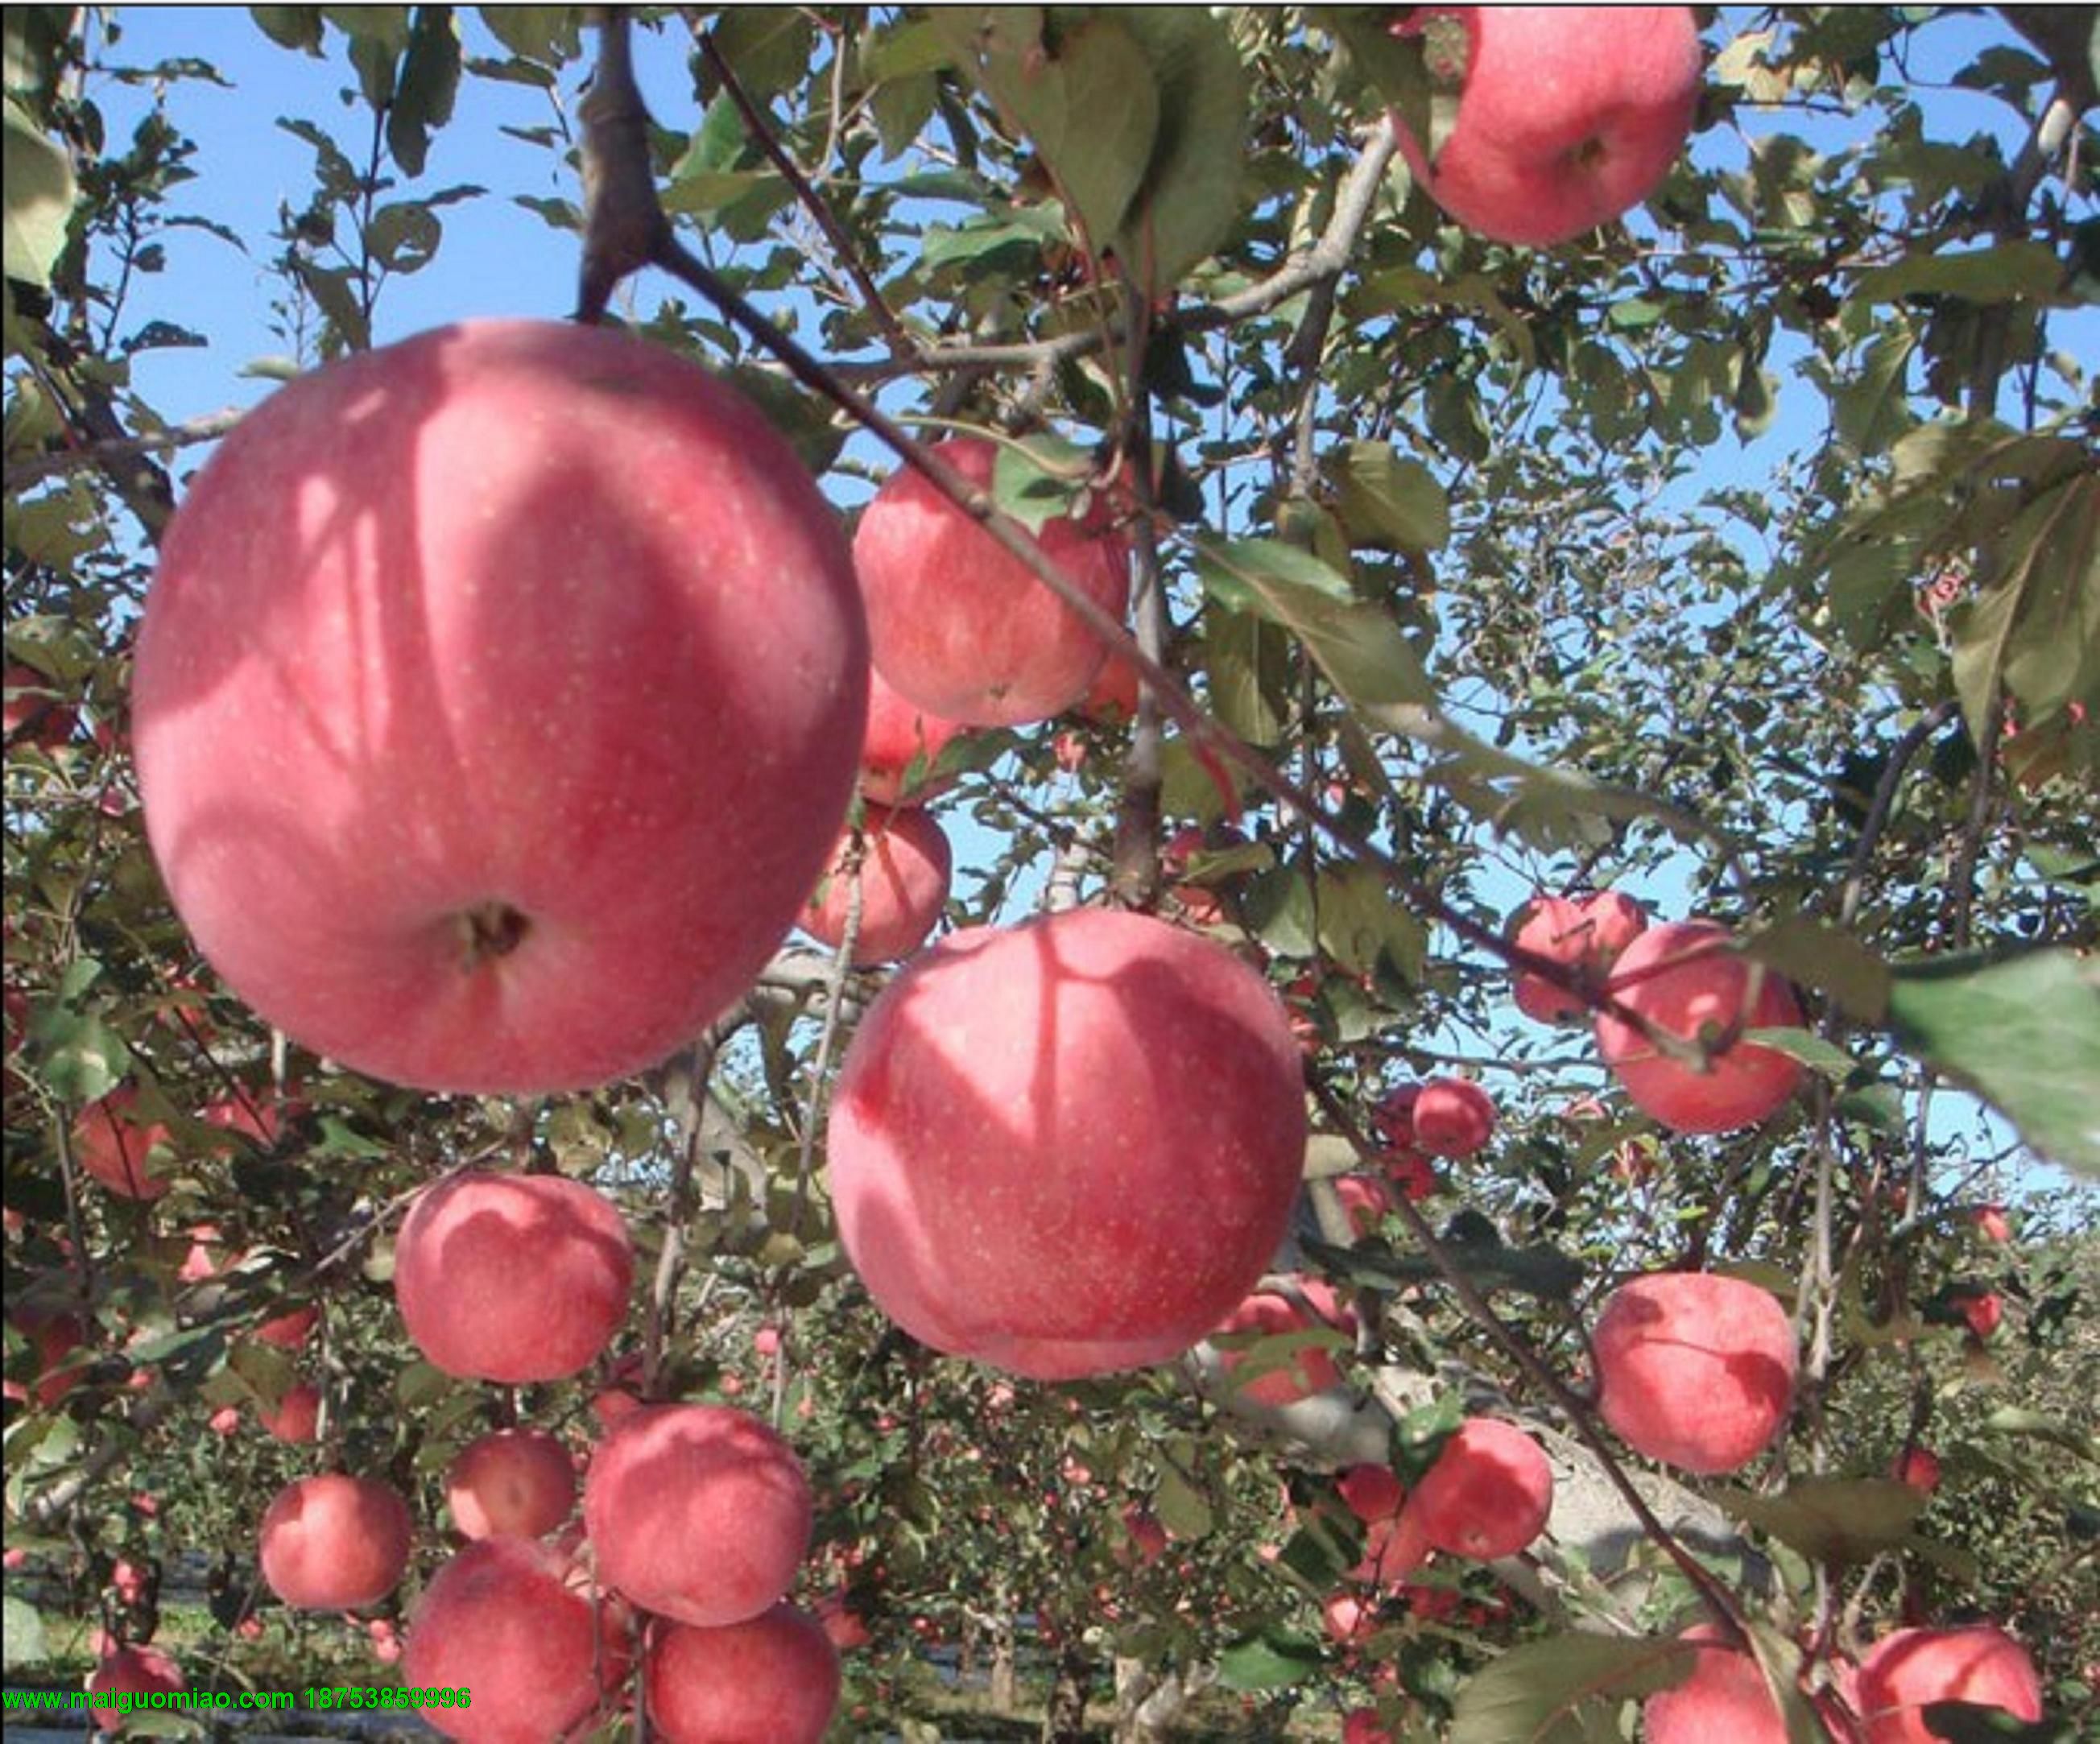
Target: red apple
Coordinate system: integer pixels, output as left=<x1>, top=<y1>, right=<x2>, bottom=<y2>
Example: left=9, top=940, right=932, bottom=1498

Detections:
left=1949, top=1287, right=2003, bottom=1341
left=86, top=1644, right=184, bottom=1734
left=1118, top=1505, right=1170, bottom=1568
left=3, top=665, right=77, bottom=748
left=827, top=908, right=1307, bottom=1380
left=110, top=1559, right=149, bottom=1606
left=208, top=1404, right=241, bottom=1436
left=1333, top=1173, right=1395, bottom=1237
left=446, top=1428, right=576, bottom=1540
left=403, top=1537, right=622, bottom=1744
left=1643, top=1623, right=1808, bottom=1744
left=584, top=1403, right=812, bottom=1628
left=1322, top=1590, right=1373, bottom=1644
left=1511, top=889, right=1648, bottom=1021
left=254, top=1305, right=318, bottom=1351
left=799, top=805, right=953, bottom=965
left=1338, top=1464, right=1405, bottom=1525
left=1972, top=1204, right=2011, bottom=1245
left=1856, top=1626, right=2042, bottom=1744
left=1212, top=1277, right=1354, bottom=1405
left=394, top=1170, right=634, bottom=1383
left=1078, top=651, right=1141, bottom=724
left=132, top=318, right=869, bottom=1097
left=1391, top=7, right=1703, bottom=247
left=644, top=1605, right=841, bottom=1744
left=1891, top=1445, right=1941, bottom=1496
left=1410, top=1077, right=1496, bottom=1158
left=1593, top=1272, right=1797, bottom=1474
left=853, top=436, right=1131, bottom=726
left=258, top=1473, right=413, bottom=1610
left=257, top=1382, right=320, bottom=1444
left=1594, top=920, right=1804, bottom=1133
left=72, top=1088, right=174, bottom=1201
left=1403, top=1418, right=1552, bottom=1560
left=1342, top=1710, right=1394, bottom=1744
left=4, top=1308, right=91, bottom=1408
left=860, top=665, right=966, bottom=806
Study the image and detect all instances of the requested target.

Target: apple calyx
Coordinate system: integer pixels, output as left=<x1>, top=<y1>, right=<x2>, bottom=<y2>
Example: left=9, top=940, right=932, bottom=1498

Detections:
left=456, top=902, right=531, bottom=971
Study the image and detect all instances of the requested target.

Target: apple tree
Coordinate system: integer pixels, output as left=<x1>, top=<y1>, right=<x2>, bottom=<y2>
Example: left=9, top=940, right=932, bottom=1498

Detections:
left=5, top=6, right=2098, bottom=1742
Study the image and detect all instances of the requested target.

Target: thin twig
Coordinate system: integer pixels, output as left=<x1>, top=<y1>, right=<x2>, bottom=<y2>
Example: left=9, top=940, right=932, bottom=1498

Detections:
left=2, top=408, right=243, bottom=494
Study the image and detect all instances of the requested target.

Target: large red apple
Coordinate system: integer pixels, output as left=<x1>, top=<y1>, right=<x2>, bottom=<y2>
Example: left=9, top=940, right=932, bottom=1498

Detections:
left=1855, top=1626, right=2042, bottom=1744
left=1403, top=1418, right=1553, bottom=1560
left=826, top=908, right=1307, bottom=1380
left=1643, top=1623, right=1807, bottom=1744
left=853, top=436, right=1131, bottom=726
left=258, top=1473, right=413, bottom=1610
left=644, top=1606, right=841, bottom=1744
left=131, top=318, right=868, bottom=1096
left=1594, top=1272, right=1797, bottom=1474
left=860, top=666, right=967, bottom=806
left=86, top=1643, right=185, bottom=1734
left=1391, top=7, right=1704, bottom=248
left=584, top=1403, right=812, bottom=1628
left=402, top=1537, right=622, bottom=1744
left=1594, top=920, right=1805, bottom=1133
left=799, top=805, right=953, bottom=965
left=393, top=1170, right=633, bottom=1383
left=1212, top=1277, right=1354, bottom=1405
left=72, top=1088, right=174, bottom=1201
left=445, top=1428, right=576, bottom=1540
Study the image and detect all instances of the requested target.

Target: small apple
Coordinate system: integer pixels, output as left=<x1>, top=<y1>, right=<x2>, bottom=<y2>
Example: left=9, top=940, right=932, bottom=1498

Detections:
left=1949, top=1287, right=2003, bottom=1341
left=1594, top=920, right=1804, bottom=1133
left=1891, top=1445, right=1941, bottom=1496
left=860, top=666, right=966, bottom=807
left=853, top=436, right=1131, bottom=726
left=1409, top=1077, right=1496, bottom=1158
left=1973, top=1204, right=2011, bottom=1245
left=445, top=1427, right=577, bottom=1540
left=86, top=1644, right=184, bottom=1734
left=256, top=1382, right=320, bottom=1444
left=393, top=1170, right=634, bottom=1383
left=1403, top=1417, right=1553, bottom=1559
left=133, top=318, right=869, bottom=1097
left=1391, top=6, right=1704, bottom=248
left=1212, top=1277, right=1354, bottom=1406
left=72, top=1089, right=174, bottom=1201
left=1510, top=889, right=1649, bottom=1021
left=258, top=1473, right=413, bottom=1610
left=1593, top=1271, right=1797, bottom=1474
left=798, top=805, right=952, bottom=965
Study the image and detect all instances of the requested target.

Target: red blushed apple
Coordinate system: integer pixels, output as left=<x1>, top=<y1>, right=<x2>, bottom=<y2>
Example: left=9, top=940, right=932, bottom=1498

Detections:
left=394, top=1170, right=634, bottom=1383
left=1333, top=1173, right=1395, bottom=1237
left=1856, top=1626, right=2042, bottom=1744
left=258, top=1473, right=413, bottom=1610
left=826, top=908, right=1308, bottom=1381
left=132, top=318, right=869, bottom=1097
left=1643, top=1624, right=1814, bottom=1744
left=1078, top=651, right=1141, bottom=725
left=1403, top=1418, right=1552, bottom=1560
left=1342, top=1711, right=1394, bottom=1744
left=1212, top=1277, right=1354, bottom=1405
left=1391, top=7, right=1703, bottom=248
left=1594, top=920, right=1805, bottom=1134
left=72, top=1088, right=174, bottom=1201
left=1973, top=1203, right=2011, bottom=1244
left=860, top=666, right=967, bottom=807
left=446, top=1428, right=577, bottom=1540
left=4, top=1308, right=91, bottom=1408
left=799, top=805, right=953, bottom=965
left=1594, top=1272, right=1798, bottom=1474
left=1891, top=1445, right=1941, bottom=1496
left=257, top=1382, right=320, bottom=1444
left=254, top=1305, right=317, bottom=1351
left=3, top=665, right=77, bottom=748
left=86, top=1644, right=184, bottom=1734
left=853, top=436, right=1131, bottom=727
left=1118, top=1505, right=1169, bottom=1568
left=1338, top=1464, right=1405, bottom=1526
left=1410, top=1077, right=1496, bottom=1158
left=1510, top=888, right=1648, bottom=1022
left=583, top=1403, right=812, bottom=1628
left=403, top=1537, right=624, bottom=1744
left=644, top=1606, right=841, bottom=1744
left=1949, top=1287, right=2003, bottom=1341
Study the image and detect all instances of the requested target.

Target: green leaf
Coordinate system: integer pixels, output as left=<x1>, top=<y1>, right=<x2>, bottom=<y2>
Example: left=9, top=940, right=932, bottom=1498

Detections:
left=1851, top=240, right=2066, bottom=306
left=1154, top=1464, right=1213, bottom=1540
left=2, top=98, right=73, bottom=288
left=1718, top=1476, right=1925, bottom=1563
left=1196, top=535, right=1438, bottom=717
left=1, top=1595, right=45, bottom=1668
left=990, top=432, right=1093, bottom=534
left=1949, top=472, right=2100, bottom=741
left=1318, top=862, right=1427, bottom=982
left=29, top=1006, right=130, bottom=1103
left=1833, top=325, right=1920, bottom=458
left=1108, top=8, right=1250, bottom=291
left=1743, top=919, right=1891, bottom=1022
left=1884, top=948, right=2100, bottom=1176
left=933, top=10, right=1159, bottom=247
left=1203, top=606, right=1290, bottom=750
left=1978, top=1407, right=2098, bottom=1461
left=1450, top=1633, right=1695, bottom=1744
left=476, top=6, right=576, bottom=64
left=1306, top=1231, right=1585, bottom=1304
left=1217, top=1626, right=1327, bottom=1692
left=250, top=6, right=325, bottom=53
left=709, top=7, right=816, bottom=105
left=1327, top=440, right=1450, bottom=552
left=387, top=5, right=462, bottom=178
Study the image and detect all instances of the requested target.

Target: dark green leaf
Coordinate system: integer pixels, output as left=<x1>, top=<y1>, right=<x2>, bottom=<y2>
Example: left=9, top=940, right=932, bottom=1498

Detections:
left=1743, top=917, right=1891, bottom=1022
left=1450, top=1633, right=1696, bottom=1744
left=1884, top=948, right=2100, bottom=1176
left=1217, top=1626, right=1327, bottom=1691
left=1108, top=8, right=1250, bottom=291
left=1851, top=240, right=2066, bottom=306
left=387, top=5, right=462, bottom=178
left=250, top=6, right=325, bottom=53
left=1718, top=1476, right=1925, bottom=1562
left=1327, top=440, right=1450, bottom=552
